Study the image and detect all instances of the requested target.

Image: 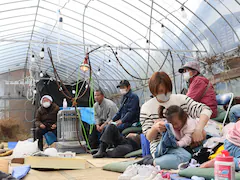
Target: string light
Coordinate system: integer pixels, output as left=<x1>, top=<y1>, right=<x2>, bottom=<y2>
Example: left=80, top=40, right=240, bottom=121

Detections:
left=39, top=48, right=44, bottom=59
left=97, top=68, right=101, bottom=76
left=160, top=24, right=165, bottom=34
left=145, top=39, right=150, bottom=49
left=39, top=71, right=44, bottom=78
left=108, top=59, right=112, bottom=66
left=59, top=87, right=63, bottom=91
left=31, top=54, right=35, bottom=62
left=33, top=89, right=37, bottom=94
left=72, top=89, right=76, bottom=94
left=181, top=7, right=187, bottom=19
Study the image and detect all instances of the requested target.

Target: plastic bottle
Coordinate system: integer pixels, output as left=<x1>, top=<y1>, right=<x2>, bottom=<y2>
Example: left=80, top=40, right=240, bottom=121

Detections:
left=63, top=98, right=68, bottom=109
left=214, top=150, right=235, bottom=180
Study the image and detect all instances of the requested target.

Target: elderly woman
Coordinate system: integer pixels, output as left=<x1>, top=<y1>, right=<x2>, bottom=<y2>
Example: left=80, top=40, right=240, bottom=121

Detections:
left=178, top=61, right=217, bottom=118
left=35, top=95, right=59, bottom=151
left=140, top=72, right=212, bottom=169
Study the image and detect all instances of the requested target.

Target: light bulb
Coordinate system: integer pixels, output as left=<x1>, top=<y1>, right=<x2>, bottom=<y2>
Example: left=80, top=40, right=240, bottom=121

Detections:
left=85, top=84, right=88, bottom=89
left=181, top=7, right=187, bottom=19
left=33, top=89, right=37, bottom=94
left=59, top=87, right=63, bottom=91
left=72, top=90, right=76, bottom=94
left=108, top=59, right=112, bottom=65
left=59, top=17, right=63, bottom=30
left=40, top=48, right=44, bottom=59
left=145, top=39, right=150, bottom=49
left=97, top=68, right=101, bottom=76
left=160, top=24, right=165, bottom=34
left=40, top=71, right=44, bottom=78
left=31, top=54, right=35, bottom=62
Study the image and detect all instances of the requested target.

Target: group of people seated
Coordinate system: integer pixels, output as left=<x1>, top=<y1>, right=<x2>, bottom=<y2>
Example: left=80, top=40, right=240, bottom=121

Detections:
left=34, top=61, right=240, bottom=171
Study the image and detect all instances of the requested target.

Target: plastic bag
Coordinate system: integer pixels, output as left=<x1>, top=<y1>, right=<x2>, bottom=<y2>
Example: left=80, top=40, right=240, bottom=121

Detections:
left=12, top=140, right=38, bottom=158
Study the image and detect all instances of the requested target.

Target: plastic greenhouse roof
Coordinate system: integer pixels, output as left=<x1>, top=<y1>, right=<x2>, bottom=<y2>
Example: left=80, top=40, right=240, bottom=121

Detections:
left=0, top=0, right=240, bottom=96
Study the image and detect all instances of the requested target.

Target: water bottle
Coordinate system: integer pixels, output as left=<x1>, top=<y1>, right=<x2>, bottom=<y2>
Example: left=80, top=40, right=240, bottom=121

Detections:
left=63, top=98, right=68, bottom=109
left=214, top=150, right=235, bottom=180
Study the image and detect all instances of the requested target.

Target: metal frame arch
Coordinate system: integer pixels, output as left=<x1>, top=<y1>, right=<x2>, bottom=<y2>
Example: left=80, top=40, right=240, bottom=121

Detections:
left=175, top=0, right=223, bottom=51
left=73, top=0, right=184, bottom=72
left=139, top=0, right=207, bottom=58
left=40, top=1, right=156, bottom=75
left=204, top=0, right=240, bottom=42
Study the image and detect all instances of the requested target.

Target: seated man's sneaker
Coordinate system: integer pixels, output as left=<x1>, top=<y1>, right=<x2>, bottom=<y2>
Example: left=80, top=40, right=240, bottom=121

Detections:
left=118, top=164, right=139, bottom=180
left=130, top=165, right=159, bottom=180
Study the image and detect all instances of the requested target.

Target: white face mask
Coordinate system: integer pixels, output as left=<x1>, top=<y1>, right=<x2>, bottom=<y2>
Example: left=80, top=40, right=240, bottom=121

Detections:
left=120, top=89, right=128, bottom=95
left=156, top=92, right=171, bottom=102
left=183, top=72, right=191, bottom=81
left=42, top=101, right=51, bottom=108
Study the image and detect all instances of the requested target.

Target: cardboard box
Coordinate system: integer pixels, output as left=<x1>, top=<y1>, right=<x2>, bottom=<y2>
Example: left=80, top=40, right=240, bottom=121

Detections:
left=24, top=156, right=90, bottom=170
left=0, top=159, right=9, bottom=173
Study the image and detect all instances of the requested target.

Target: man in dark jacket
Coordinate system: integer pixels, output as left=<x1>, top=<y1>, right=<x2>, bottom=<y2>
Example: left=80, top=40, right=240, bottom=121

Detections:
left=112, top=80, right=140, bottom=132
left=35, top=95, right=59, bottom=150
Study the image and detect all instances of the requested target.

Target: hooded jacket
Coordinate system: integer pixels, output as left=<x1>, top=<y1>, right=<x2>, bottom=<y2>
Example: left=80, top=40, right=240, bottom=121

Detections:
left=187, top=75, right=217, bottom=118
left=35, top=103, right=60, bottom=128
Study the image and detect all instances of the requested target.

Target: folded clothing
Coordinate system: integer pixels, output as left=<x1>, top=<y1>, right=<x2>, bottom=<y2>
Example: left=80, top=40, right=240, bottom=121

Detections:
left=12, top=165, right=31, bottom=179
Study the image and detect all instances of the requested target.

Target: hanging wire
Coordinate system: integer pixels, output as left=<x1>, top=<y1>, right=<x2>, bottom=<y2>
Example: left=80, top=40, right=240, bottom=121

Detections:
left=169, top=51, right=177, bottom=93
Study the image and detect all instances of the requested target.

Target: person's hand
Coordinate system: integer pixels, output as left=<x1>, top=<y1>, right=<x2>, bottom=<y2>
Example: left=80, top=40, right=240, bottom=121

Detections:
left=40, top=124, right=46, bottom=129
left=116, top=120, right=123, bottom=126
left=192, top=128, right=205, bottom=147
left=99, top=123, right=106, bottom=132
left=51, top=124, right=57, bottom=129
left=96, top=125, right=101, bottom=132
left=152, top=120, right=166, bottom=133
left=126, top=133, right=137, bottom=138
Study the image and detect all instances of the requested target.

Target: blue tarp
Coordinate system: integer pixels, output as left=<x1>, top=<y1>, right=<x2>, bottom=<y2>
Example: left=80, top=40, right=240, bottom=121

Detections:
left=59, top=107, right=95, bottom=125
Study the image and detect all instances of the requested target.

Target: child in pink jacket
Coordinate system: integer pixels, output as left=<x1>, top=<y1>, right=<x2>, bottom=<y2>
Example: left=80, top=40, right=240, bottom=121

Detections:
left=159, top=105, right=197, bottom=147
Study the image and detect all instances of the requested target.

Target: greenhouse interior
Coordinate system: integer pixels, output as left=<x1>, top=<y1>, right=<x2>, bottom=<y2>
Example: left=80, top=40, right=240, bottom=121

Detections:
left=0, top=0, right=240, bottom=179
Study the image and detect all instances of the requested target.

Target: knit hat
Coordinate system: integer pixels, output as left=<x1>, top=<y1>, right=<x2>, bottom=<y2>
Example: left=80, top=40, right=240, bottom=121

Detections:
left=178, top=61, right=200, bottom=73
left=40, top=95, right=53, bottom=104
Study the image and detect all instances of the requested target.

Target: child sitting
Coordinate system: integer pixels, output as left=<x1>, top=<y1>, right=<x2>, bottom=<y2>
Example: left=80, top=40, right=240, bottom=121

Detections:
left=158, top=105, right=197, bottom=147
left=153, top=105, right=197, bottom=169
left=201, top=117, right=240, bottom=171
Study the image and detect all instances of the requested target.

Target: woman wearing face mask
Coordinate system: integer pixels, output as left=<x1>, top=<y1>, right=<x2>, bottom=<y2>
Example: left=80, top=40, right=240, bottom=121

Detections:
left=179, top=61, right=217, bottom=118
left=140, top=72, right=212, bottom=169
left=35, top=95, right=60, bottom=151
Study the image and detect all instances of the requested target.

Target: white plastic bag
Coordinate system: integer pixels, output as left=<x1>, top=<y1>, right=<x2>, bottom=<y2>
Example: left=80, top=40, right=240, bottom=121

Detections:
left=12, top=140, right=38, bottom=158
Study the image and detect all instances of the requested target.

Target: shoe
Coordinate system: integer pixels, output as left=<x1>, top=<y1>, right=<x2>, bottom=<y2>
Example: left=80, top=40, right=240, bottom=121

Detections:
left=92, top=150, right=106, bottom=158
left=131, top=165, right=160, bottom=180
left=178, top=161, right=189, bottom=170
left=118, top=164, right=140, bottom=180
left=92, top=142, right=108, bottom=158
left=144, top=165, right=161, bottom=180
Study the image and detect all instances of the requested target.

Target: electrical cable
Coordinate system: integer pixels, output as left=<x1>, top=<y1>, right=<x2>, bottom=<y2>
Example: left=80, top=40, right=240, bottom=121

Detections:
left=108, top=45, right=170, bottom=80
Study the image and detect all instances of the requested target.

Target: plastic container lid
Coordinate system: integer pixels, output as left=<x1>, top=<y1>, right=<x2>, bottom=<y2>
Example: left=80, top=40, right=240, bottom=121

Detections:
left=215, top=155, right=233, bottom=162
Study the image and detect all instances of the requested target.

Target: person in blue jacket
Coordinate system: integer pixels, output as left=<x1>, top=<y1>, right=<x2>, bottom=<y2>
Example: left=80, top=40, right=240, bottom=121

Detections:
left=111, top=80, right=140, bottom=132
